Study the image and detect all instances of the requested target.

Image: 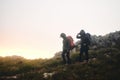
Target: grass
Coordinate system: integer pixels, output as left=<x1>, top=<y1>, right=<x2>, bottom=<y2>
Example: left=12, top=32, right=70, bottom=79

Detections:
left=0, top=47, right=120, bottom=80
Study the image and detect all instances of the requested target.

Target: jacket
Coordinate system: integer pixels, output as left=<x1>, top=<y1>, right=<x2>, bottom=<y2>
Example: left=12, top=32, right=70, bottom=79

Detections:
left=62, top=37, right=70, bottom=51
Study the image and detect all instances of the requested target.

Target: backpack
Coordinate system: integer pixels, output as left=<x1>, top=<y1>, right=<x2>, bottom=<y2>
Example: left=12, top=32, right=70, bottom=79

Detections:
left=67, top=36, right=75, bottom=50
left=85, top=33, right=91, bottom=46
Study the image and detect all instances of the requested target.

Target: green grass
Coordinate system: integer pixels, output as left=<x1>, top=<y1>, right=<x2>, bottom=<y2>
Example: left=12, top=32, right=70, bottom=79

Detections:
left=0, top=47, right=120, bottom=80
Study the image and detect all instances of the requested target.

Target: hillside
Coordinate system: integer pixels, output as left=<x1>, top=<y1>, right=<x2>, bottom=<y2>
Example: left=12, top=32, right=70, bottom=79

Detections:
left=0, top=31, right=120, bottom=80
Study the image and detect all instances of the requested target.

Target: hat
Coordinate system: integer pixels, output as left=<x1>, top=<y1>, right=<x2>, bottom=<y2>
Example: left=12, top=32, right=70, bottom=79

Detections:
left=80, top=30, right=85, bottom=35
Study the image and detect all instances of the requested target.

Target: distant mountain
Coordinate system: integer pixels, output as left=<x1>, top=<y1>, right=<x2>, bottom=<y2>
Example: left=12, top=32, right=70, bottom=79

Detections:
left=0, top=55, right=24, bottom=60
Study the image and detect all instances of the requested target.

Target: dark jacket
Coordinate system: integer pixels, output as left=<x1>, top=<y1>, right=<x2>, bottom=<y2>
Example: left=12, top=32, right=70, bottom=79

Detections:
left=76, top=33, right=89, bottom=46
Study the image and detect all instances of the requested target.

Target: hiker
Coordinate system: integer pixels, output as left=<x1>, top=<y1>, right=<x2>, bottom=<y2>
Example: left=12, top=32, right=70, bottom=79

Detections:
left=60, top=33, right=71, bottom=64
left=76, top=30, right=90, bottom=63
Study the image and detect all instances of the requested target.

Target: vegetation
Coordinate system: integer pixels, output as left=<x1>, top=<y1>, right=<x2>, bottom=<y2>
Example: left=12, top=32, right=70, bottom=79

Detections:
left=0, top=47, right=120, bottom=80
left=0, top=31, right=120, bottom=80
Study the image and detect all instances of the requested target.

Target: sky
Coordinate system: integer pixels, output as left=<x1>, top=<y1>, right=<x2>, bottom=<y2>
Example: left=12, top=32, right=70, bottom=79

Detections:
left=0, top=0, right=120, bottom=59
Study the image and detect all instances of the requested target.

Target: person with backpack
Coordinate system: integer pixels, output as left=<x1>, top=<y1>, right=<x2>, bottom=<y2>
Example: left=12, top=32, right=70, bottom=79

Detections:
left=76, top=30, right=91, bottom=63
left=60, top=33, right=71, bottom=64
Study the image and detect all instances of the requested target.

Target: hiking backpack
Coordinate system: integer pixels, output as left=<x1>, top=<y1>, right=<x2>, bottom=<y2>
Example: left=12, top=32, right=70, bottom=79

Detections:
left=85, top=33, right=91, bottom=46
left=67, top=36, right=75, bottom=50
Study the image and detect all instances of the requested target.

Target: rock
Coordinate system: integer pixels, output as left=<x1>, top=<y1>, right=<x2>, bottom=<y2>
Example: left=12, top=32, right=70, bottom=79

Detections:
left=43, top=71, right=56, bottom=79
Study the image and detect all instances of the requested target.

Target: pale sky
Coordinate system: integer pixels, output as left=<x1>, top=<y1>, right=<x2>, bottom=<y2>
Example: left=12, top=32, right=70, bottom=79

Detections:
left=0, top=0, right=120, bottom=59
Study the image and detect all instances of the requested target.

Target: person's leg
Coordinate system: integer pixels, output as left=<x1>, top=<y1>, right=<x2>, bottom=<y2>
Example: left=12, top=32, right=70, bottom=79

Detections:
left=79, top=48, right=83, bottom=62
left=61, top=50, right=66, bottom=64
left=66, top=50, right=71, bottom=64
left=85, top=47, right=89, bottom=62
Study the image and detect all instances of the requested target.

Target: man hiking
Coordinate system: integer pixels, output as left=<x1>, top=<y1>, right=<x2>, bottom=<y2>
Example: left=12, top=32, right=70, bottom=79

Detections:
left=76, top=30, right=90, bottom=63
left=60, top=33, right=71, bottom=65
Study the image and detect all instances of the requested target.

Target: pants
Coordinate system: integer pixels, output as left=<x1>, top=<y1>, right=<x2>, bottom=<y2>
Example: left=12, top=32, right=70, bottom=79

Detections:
left=79, top=45, right=89, bottom=62
left=61, top=49, right=71, bottom=64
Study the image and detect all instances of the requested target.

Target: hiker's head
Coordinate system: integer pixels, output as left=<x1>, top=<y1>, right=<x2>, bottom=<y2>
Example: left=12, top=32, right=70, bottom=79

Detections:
left=60, top=33, right=66, bottom=38
left=79, top=30, right=85, bottom=35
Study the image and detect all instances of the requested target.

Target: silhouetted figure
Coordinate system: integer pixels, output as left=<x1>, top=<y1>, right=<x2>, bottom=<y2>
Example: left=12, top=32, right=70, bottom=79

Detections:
left=76, top=30, right=90, bottom=62
left=60, top=33, right=71, bottom=64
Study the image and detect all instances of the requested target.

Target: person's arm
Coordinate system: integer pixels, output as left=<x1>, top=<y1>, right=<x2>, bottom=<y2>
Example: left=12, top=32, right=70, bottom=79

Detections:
left=76, top=33, right=81, bottom=38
